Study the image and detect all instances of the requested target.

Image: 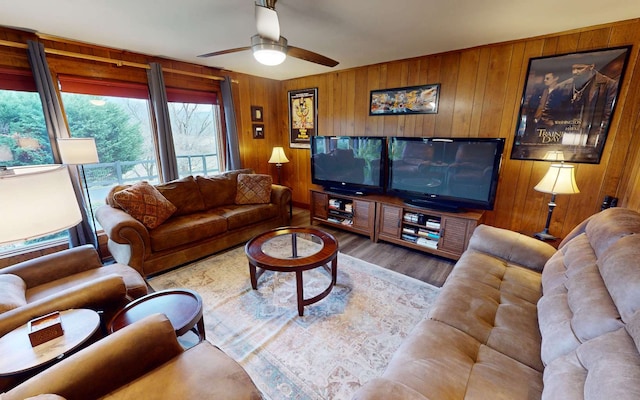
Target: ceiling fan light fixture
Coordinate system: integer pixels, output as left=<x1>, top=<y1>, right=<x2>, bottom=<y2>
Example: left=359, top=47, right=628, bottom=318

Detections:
left=251, top=35, right=287, bottom=66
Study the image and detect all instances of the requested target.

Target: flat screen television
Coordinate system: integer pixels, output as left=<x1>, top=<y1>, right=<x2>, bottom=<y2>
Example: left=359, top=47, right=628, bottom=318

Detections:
left=387, top=137, right=505, bottom=211
left=311, top=135, right=386, bottom=195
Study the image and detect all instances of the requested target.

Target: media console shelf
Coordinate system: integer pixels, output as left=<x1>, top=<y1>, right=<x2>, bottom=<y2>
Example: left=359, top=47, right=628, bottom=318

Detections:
left=376, top=198, right=484, bottom=260
left=310, top=189, right=485, bottom=260
left=310, top=190, right=376, bottom=240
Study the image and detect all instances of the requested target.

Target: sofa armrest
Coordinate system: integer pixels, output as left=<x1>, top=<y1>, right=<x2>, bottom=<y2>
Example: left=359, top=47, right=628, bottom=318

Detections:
left=271, top=184, right=292, bottom=224
left=468, top=224, right=556, bottom=272
left=0, top=245, right=102, bottom=288
left=3, top=314, right=183, bottom=400
left=95, top=205, right=151, bottom=273
left=270, top=184, right=292, bottom=207
left=0, top=274, right=127, bottom=337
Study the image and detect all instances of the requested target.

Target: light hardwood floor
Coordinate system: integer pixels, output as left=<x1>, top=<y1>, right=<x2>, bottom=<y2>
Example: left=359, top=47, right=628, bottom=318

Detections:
left=291, top=207, right=455, bottom=287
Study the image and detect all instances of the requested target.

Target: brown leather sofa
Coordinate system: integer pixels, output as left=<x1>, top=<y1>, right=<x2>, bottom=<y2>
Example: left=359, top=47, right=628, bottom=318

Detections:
left=0, top=244, right=147, bottom=338
left=96, top=169, right=292, bottom=277
left=353, top=207, right=640, bottom=399
left=1, top=313, right=263, bottom=399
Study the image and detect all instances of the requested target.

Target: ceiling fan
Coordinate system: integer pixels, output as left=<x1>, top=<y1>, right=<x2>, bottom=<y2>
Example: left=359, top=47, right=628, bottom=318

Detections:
left=198, top=0, right=339, bottom=67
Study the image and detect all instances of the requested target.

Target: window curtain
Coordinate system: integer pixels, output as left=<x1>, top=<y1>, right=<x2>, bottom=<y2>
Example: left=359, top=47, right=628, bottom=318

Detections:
left=26, top=40, right=96, bottom=249
left=147, top=62, right=179, bottom=182
left=221, top=76, right=241, bottom=170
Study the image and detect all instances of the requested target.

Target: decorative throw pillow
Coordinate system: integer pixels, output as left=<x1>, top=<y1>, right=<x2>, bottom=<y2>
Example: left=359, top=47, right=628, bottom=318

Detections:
left=105, top=184, right=131, bottom=208
left=196, top=175, right=238, bottom=209
left=113, top=181, right=177, bottom=229
left=0, top=274, right=27, bottom=313
left=156, top=176, right=206, bottom=216
left=235, top=174, right=273, bottom=205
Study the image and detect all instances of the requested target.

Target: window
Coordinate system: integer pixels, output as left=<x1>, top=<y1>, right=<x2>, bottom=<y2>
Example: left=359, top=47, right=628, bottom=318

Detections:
left=59, top=77, right=225, bottom=229
left=1, top=70, right=226, bottom=256
left=0, top=68, right=61, bottom=254
left=59, top=76, right=158, bottom=231
left=166, top=88, right=224, bottom=178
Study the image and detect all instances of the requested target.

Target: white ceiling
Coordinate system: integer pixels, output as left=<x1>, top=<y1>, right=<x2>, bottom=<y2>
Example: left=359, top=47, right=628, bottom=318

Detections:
left=2, top=0, right=640, bottom=81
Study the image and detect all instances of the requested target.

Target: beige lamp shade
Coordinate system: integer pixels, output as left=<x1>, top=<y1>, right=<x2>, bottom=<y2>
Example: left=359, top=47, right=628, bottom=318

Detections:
left=0, top=165, right=82, bottom=244
left=268, top=147, right=290, bottom=165
left=534, top=163, right=580, bottom=195
left=57, top=138, right=99, bottom=165
left=542, top=151, right=565, bottom=162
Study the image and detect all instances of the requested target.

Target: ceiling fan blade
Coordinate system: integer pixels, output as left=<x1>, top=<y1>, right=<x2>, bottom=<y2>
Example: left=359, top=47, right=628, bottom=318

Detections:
left=255, top=4, right=280, bottom=42
left=287, top=46, right=339, bottom=67
left=197, top=46, right=251, bottom=58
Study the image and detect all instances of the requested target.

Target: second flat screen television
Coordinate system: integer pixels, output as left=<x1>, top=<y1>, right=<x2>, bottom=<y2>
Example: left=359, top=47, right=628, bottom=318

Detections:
left=387, top=137, right=505, bottom=211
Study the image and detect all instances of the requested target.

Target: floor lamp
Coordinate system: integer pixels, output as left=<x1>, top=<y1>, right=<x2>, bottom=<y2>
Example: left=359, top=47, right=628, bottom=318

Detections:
left=268, top=146, right=290, bottom=185
left=0, top=165, right=82, bottom=245
left=57, top=138, right=101, bottom=254
left=533, top=163, right=580, bottom=240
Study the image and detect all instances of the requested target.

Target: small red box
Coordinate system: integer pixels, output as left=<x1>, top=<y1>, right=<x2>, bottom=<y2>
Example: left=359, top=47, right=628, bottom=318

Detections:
left=28, top=311, right=64, bottom=347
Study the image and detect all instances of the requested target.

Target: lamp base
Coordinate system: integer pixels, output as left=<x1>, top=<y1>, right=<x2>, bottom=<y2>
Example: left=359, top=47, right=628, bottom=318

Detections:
left=534, top=231, right=557, bottom=241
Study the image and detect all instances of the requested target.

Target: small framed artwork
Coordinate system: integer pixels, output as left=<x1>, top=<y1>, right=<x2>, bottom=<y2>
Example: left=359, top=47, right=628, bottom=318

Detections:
left=288, top=88, right=318, bottom=149
left=251, top=106, right=263, bottom=122
left=252, top=124, right=264, bottom=139
left=370, top=84, right=440, bottom=115
left=511, top=46, right=631, bottom=163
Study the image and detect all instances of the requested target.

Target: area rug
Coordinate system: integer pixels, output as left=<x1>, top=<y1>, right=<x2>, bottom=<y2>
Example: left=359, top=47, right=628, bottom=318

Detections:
left=148, top=241, right=440, bottom=400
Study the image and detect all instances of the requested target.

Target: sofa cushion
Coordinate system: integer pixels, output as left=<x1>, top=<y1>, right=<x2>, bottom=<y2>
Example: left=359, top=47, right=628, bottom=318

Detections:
left=103, top=340, right=263, bottom=399
left=539, top=232, right=625, bottom=366
left=219, top=204, right=279, bottom=230
left=597, top=235, right=640, bottom=324
left=542, top=328, right=640, bottom=400
left=375, top=319, right=543, bottom=400
left=235, top=174, right=272, bottom=204
left=113, top=182, right=177, bottom=229
left=585, top=207, right=640, bottom=259
left=196, top=175, right=237, bottom=209
left=428, top=250, right=544, bottom=371
left=156, top=176, right=206, bottom=216
left=149, top=211, right=228, bottom=253
left=0, top=274, right=27, bottom=313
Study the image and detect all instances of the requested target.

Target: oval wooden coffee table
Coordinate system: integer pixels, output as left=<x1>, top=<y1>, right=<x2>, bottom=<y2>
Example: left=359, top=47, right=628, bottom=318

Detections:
left=0, top=309, right=100, bottom=377
left=107, top=289, right=205, bottom=342
left=245, top=226, right=339, bottom=316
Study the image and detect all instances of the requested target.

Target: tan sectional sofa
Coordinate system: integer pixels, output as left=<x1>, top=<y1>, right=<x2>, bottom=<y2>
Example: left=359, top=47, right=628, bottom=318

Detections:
left=353, top=207, right=640, bottom=399
left=96, top=169, right=291, bottom=277
left=1, top=313, right=263, bottom=399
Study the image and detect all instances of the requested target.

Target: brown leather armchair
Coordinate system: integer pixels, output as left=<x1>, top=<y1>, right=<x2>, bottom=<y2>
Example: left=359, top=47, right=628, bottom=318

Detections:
left=0, top=244, right=148, bottom=338
left=2, top=313, right=263, bottom=400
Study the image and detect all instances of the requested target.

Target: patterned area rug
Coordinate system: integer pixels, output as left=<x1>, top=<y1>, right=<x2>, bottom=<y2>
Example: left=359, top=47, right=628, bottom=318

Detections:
left=148, top=240, right=439, bottom=400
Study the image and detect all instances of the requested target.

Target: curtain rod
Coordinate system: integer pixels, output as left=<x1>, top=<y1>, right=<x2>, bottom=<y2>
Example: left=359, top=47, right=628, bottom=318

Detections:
left=0, top=39, right=234, bottom=82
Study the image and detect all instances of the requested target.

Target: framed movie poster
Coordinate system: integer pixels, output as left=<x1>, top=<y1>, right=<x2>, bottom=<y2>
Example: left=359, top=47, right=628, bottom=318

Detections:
left=511, top=46, right=631, bottom=163
left=288, top=88, right=317, bottom=149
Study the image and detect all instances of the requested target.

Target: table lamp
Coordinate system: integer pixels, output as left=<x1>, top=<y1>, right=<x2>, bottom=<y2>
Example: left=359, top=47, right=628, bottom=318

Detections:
left=268, top=146, right=289, bottom=185
left=533, top=163, right=580, bottom=240
left=0, top=165, right=82, bottom=245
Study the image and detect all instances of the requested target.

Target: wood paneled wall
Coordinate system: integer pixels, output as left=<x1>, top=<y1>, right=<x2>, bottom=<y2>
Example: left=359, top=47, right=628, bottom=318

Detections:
left=235, top=18, right=640, bottom=238
left=1, top=19, right=640, bottom=244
